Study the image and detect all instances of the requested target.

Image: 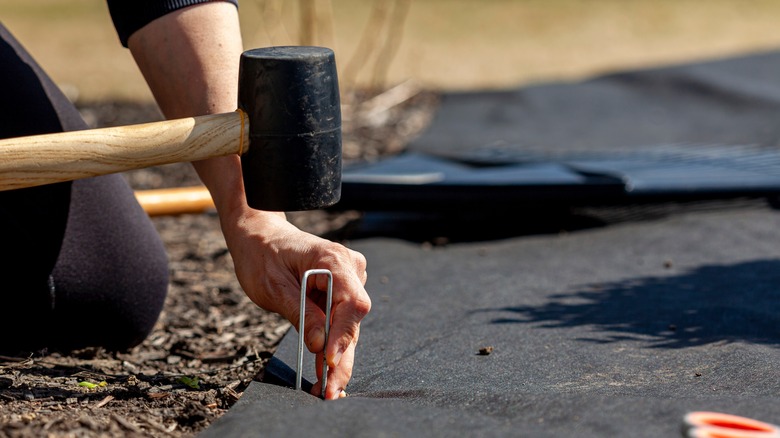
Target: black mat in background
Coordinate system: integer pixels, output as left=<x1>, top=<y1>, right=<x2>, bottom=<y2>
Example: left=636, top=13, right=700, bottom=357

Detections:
left=200, top=50, right=780, bottom=437
left=333, top=49, right=780, bottom=213
left=408, top=49, right=780, bottom=156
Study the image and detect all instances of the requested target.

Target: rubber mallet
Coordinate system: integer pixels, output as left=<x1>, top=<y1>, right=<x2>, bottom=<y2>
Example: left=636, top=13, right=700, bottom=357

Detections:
left=0, top=46, right=342, bottom=212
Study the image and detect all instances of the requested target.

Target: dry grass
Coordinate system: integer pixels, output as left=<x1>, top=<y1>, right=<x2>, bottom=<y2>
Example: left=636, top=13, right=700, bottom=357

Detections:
left=3, top=0, right=780, bottom=101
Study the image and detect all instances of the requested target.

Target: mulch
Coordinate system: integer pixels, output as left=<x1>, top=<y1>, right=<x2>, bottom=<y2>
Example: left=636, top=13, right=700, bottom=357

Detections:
left=0, top=86, right=438, bottom=438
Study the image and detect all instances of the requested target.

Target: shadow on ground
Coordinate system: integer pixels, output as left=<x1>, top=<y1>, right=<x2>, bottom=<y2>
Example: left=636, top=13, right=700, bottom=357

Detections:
left=330, top=198, right=774, bottom=245
left=475, top=259, right=780, bottom=349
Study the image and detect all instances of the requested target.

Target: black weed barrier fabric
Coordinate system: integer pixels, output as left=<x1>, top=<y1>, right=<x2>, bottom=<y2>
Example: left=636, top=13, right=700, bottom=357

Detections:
left=200, top=50, right=780, bottom=437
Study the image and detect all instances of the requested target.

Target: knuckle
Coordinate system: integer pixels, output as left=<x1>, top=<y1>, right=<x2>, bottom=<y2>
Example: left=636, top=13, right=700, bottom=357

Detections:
left=355, top=294, right=372, bottom=317
left=353, top=251, right=367, bottom=271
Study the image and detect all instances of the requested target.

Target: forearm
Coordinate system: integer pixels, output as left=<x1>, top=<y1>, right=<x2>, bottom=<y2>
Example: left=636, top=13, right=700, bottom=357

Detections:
left=126, top=2, right=281, bottom=220
left=127, top=2, right=240, bottom=118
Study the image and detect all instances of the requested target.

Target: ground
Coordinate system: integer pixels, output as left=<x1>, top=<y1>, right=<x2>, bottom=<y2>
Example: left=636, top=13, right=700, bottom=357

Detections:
left=4, top=4, right=780, bottom=436
left=0, top=89, right=437, bottom=438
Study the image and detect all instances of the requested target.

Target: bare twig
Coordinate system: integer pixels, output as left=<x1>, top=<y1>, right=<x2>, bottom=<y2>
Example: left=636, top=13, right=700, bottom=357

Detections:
left=316, top=0, right=337, bottom=51
left=94, top=395, right=114, bottom=409
left=0, top=354, right=34, bottom=368
left=299, top=0, right=316, bottom=45
left=370, top=0, right=411, bottom=90
left=341, top=0, right=391, bottom=92
left=341, top=0, right=411, bottom=97
left=253, top=0, right=293, bottom=46
left=360, top=79, right=422, bottom=119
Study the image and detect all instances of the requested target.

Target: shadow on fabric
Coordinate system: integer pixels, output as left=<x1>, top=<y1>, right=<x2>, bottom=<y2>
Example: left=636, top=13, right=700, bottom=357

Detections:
left=328, top=208, right=608, bottom=244
left=330, top=199, right=772, bottom=244
left=474, top=259, right=780, bottom=349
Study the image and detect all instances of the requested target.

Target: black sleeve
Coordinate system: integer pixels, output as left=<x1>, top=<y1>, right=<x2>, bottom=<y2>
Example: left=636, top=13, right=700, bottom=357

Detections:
left=106, top=0, right=239, bottom=48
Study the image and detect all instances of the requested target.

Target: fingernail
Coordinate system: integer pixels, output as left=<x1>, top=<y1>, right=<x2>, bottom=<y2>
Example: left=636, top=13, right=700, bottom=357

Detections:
left=329, top=349, right=343, bottom=368
left=309, top=327, right=324, bottom=351
left=339, top=390, right=348, bottom=398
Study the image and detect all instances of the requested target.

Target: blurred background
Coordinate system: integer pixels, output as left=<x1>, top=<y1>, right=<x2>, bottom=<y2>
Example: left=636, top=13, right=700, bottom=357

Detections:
left=4, top=0, right=780, bottom=104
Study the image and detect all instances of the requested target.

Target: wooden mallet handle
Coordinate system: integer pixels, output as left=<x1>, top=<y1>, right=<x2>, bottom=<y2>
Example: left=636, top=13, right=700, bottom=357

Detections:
left=0, top=46, right=342, bottom=211
left=0, top=111, right=247, bottom=191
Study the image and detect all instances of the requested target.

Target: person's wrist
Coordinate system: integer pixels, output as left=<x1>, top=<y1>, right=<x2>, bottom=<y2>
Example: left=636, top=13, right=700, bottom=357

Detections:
left=221, top=202, right=286, bottom=237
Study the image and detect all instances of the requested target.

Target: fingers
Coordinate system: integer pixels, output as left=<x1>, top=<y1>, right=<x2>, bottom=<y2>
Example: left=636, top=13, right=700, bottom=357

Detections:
left=302, top=295, right=327, bottom=353
left=314, top=251, right=367, bottom=289
left=292, top=260, right=370, bottom=360
left=324, top=252, right=370, bottom=368
left=302, top=250, right=368, bottom=400
left=296, top=248, right=369, bottom=369
left=325, top=327, right=358, bottom=399
left=255, top=238, right=369, bottom=399
left=308, top=273, right=370, bottom=364
left=311, top=325, right=359, bottom=400
left=325, top=284, right=371, bottom=369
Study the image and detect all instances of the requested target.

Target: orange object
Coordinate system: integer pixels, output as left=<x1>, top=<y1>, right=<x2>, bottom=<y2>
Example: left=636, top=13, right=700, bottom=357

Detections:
left=683, top=411, right=780, bottom=438
left=134, top=186, right=215, bottom=217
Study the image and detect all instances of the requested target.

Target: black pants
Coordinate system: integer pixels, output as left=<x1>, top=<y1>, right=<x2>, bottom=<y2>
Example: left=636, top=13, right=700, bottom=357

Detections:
left=0, top=23, right=169, bottom=354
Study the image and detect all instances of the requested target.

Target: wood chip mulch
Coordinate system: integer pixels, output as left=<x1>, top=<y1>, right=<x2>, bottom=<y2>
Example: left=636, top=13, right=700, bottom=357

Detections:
left=0, top=84, right=438, bottom=438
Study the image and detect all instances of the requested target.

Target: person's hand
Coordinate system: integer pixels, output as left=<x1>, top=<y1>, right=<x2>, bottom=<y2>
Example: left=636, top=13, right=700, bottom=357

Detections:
left=220, top=206, right=371, bottom=400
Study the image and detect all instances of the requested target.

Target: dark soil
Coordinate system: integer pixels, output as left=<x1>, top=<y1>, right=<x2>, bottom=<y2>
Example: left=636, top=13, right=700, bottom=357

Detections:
left=0, top=87, right=438, bottom=438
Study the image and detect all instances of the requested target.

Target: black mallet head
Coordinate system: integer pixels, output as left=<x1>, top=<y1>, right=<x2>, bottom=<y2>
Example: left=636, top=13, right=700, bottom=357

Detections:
left=238, top=46, right=342, bottom=212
